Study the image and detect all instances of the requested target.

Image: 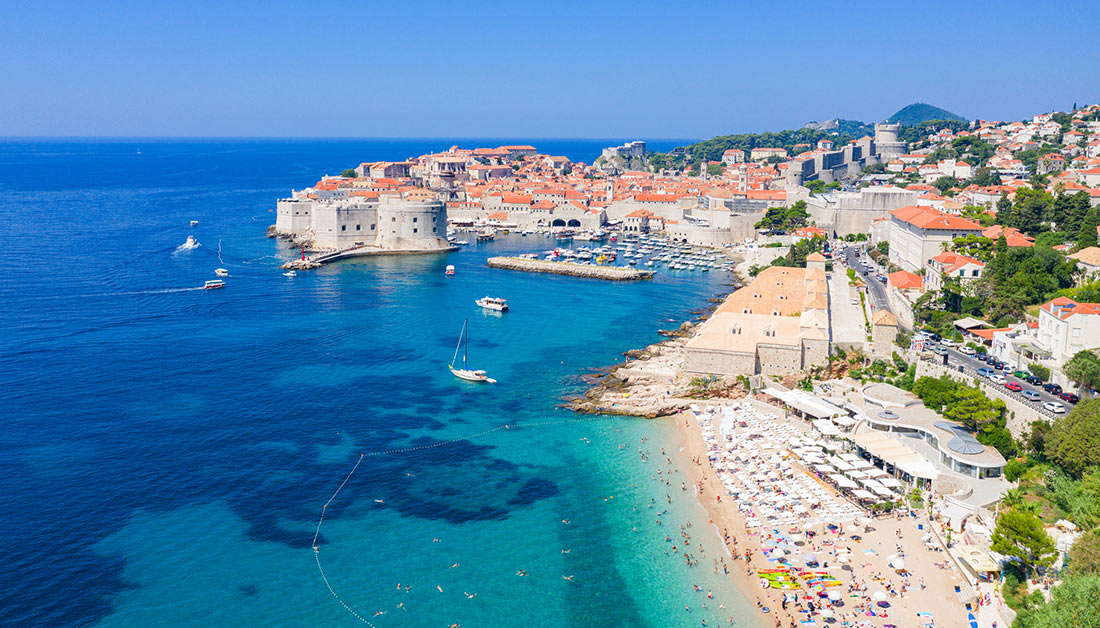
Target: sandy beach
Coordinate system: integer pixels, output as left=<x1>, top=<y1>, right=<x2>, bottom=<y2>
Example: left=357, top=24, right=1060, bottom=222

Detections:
left=671, top=402, right=973, bottom=628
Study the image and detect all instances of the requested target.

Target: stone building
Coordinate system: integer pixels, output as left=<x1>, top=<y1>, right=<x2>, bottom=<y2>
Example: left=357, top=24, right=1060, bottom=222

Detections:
left=684, top=264, right=831, bottom=377
left=275, top=192, right=451, bottom=252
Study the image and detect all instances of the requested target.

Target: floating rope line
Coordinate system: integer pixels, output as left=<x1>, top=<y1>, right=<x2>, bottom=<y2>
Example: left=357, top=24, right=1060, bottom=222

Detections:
left=310, top=414, right=623, bottom=624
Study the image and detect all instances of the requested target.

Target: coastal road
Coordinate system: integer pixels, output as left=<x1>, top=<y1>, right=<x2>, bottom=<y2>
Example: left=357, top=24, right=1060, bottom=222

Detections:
left=841, top=245, right=891, bottom=315
left=927, top=343, right=1070, bottom=419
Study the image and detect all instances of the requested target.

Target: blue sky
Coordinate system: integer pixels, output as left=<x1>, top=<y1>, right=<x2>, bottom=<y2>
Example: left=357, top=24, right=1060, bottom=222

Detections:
left=2, top=0, right=1098, bottom=138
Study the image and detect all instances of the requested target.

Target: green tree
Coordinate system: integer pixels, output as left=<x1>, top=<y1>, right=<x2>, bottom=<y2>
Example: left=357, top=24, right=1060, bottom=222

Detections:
left=340, top=168, right=358, bottom=178
left=1078, top=207, right=1100, bottom=250
left=991, top=508, right=1056, bottom=575
left=1028, top=363, right=1050, bottom=382
left=1064, top=350, right=1100, bottom=396
left=1015, top=574, right=1100, bottom=628
left=1045, top=399, right=1100, bottom=477
left=1069, top=530, right=1100, bottom=576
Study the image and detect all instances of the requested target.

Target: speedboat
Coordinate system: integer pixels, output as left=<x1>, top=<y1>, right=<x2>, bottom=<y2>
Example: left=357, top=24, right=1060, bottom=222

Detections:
left=204, top=279, right=225, bottom=290
left=283, top=270, right=297, bottom=277
left=177, top=235, right=200, bottom=251
left=215, top=268, right=229, bottom=277
left=456, top=240, right=469, bottom=246
left=476, top=297, right=508, bottom=312
left=190, top=220, right=199, bottom=227
left=445, top=264, right=455, bottom=276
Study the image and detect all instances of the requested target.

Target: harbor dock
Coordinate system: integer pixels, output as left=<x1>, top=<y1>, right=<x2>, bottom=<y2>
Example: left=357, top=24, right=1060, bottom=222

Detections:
left=486, top=256, right=654, bottom=280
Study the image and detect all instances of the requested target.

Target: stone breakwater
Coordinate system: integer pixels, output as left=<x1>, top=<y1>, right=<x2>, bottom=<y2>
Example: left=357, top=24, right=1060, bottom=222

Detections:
left=487, top=257, right=654, bottom=280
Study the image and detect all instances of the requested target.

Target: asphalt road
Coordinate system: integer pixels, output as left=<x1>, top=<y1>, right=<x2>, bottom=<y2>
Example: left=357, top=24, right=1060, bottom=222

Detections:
left=928, top=343, right=1071, bottom=417
left=840, top=245, right=891, bottom=314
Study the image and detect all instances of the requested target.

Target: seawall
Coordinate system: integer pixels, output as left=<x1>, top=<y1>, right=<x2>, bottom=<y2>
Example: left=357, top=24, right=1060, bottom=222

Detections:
left=487, top=257, right=654, bottom=281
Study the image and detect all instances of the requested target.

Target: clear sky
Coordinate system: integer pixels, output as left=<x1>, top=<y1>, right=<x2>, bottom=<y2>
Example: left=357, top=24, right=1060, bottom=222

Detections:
left=2, top=0, right=1098, bottom=138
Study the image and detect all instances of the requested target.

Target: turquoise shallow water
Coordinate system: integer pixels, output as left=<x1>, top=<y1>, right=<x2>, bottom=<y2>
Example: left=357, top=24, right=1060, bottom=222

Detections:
left=0, top=139, right=759, bottom=627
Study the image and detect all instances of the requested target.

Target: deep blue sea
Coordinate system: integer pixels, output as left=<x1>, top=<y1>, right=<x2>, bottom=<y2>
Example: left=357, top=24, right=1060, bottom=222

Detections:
left=0, top=138, right=761, bottom=628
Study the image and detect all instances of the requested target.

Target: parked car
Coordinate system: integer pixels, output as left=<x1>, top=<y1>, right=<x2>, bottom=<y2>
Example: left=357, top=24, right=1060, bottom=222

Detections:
left=959, top=346, right=975, bottom=356
left=1024, top=375, right=1043, bottom=385
left=989, top=359, right=1005, bottom=370
left=930, top=345, right=948, bottom=355
left=1058, top=392, right=1080, bottom=404
left=1044, top=401, right=1066, bottom=413
left=1022, top=390, right=1042, bottom=402
left=976, top=352, right=991, bottom=362
left=1005, top=381, right=1023, bottom=392
left=941, top=339, right=958, bottom=348
left=990, top=374, right=1006, bottom=384
left=928, top=333, right=942, bottom=342
left=851, top=298, right=859, bottom=305
left=1012, top=370, right=1030, bottom=379
left=977, top=367, right=995, bottom=378
left=1043, top=382, right=1063, bottom=395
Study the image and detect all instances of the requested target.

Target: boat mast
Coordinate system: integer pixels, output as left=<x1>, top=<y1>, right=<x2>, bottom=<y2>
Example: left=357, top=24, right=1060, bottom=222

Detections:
left=463, top=318, right=468, bottom=367
left=451, top=319, right=466, bottom=369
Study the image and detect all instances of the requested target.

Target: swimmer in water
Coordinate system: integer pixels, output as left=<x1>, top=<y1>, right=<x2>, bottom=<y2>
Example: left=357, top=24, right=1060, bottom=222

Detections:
left=437, top=585, right=444, bottom=592
left=464, top=592, right=477, bottom=599
left=562, top=575, right=574, bottom=581
left=450, top=563, right=460, bottom=569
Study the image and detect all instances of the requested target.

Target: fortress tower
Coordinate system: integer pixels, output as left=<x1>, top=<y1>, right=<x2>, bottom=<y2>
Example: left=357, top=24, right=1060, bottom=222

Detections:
left=874, top=123, right=906, bottom=160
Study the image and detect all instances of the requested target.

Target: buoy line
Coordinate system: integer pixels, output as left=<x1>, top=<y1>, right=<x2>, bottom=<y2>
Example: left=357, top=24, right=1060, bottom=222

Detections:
left=309, top=414, right=623, bottom=625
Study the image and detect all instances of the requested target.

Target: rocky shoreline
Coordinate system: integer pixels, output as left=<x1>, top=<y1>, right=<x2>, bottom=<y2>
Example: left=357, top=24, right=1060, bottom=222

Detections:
left=567, top=280, right=748, bottom=418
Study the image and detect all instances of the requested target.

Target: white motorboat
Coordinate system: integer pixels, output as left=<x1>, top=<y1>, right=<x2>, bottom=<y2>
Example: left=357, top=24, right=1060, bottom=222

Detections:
left=476, top=297, right=509, bottom=312
left=449, top=319, right=495, bottom=383
left=177, top=235, right=200, bottom=251
left=283, top=270, right=297, bottom=277
left=215, top=268, right=229, bottom=277
left=204, top=279, right=225, bottom=290
left=445, top=264, right=455, bottom=276
left=190, top=220, right=199, bottom=227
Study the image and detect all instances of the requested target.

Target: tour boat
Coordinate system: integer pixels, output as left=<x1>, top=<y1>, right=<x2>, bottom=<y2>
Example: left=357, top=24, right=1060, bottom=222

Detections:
left=449, top=319, right=495, bottom=383
left=445, top=264, right=455, bottom=276
left=476, top=296, right=508, bottom=312
left=283, top=270, right=297, bottom=277
left=214, top=268, right=229, bottom=277
left=204, top=279, right=225, bottom=290
left=476, top=228, right=496, bottom=241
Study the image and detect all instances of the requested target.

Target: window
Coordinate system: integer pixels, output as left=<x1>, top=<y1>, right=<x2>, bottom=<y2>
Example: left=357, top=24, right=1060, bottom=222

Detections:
left=371, top=224, right=376, bottom=230
left=355, top=224, right=361, bottom=231
left=413, top=217, right=418, bottom=223
left=341, top=225, right=346, bottom=231
left=392, top=217, right=396, bottom=222
left=730, top=326, right=741, bottom=335
left=1073, top=329, right=1081, bottom=337
left=413, top=228, right=418, bottom=233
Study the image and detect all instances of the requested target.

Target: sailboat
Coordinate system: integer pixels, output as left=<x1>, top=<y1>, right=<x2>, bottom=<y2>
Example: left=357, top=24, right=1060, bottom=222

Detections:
left=449, top=319, right=496, bottom=383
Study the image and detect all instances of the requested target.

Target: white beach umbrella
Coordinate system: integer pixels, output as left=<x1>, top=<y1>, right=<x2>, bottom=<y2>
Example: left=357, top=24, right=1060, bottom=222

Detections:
left=872, top=591, right=887, bottom=601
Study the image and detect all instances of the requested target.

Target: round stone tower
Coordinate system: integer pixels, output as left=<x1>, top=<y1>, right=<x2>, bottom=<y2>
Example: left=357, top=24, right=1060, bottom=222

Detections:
left=375, top=197, right=451, bottom=251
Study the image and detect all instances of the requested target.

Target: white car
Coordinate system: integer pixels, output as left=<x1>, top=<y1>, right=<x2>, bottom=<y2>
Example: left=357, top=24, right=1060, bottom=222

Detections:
left=989, top=374, right=1006, bottom=384
left=851, top=298, right=859, bottom=305
left=940, top=339, right=957, bottom=348
left=959, top=346, right=976, bottom=356
left=1044, top=401, right=1066, bottom=414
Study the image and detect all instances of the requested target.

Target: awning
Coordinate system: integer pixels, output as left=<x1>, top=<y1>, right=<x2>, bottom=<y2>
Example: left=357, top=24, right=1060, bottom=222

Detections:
left=828, top=474, right=858, bottom=489
left=762, top=388, right=845, bottom=419
left=851, top=489, right=876, bottom=500
left=812, top=419, right=841, bottom=436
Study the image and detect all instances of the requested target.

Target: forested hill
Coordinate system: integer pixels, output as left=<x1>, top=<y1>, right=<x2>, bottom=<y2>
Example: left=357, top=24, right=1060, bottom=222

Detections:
left=647, top=125, right=873, bottom=171
left=886, top=103, right=966, bottom=126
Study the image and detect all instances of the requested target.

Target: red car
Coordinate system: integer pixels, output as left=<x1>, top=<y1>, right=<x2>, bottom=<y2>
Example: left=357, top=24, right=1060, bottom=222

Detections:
left=1004, top=381, right=1023, bottom=392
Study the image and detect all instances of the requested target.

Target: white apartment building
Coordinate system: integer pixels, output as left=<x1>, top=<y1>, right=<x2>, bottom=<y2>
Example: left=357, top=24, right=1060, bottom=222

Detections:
left=887, top=206, right=983, bottom=273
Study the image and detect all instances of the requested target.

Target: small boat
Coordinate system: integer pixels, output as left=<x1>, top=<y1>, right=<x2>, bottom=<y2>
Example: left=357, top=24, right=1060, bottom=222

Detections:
left=190, top=220, right=199, bottom=227
left=449, top=319, right=495, bottom=383
left=455, top=240, right=469, bottom=246
left=177, top=235, right=200, bottom=251
left=445, top=264, right=456, bottom=276
left=214, top=268, right=229, bottom=277
left=476, top=228, right=496, bottom=242
left=476, top=297, right=508, bottom=312
left=283, top=270, right=297, bottom=277
left=204, top=279, right=225, bottom=290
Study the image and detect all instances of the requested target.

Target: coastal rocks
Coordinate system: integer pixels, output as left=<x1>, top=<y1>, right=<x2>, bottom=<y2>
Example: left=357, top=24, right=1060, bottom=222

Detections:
left=281, top=260, right=321, bottom=270
left=658, top=321, right=695, bottom=338
left=486, top=257, right=654, bottom=281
